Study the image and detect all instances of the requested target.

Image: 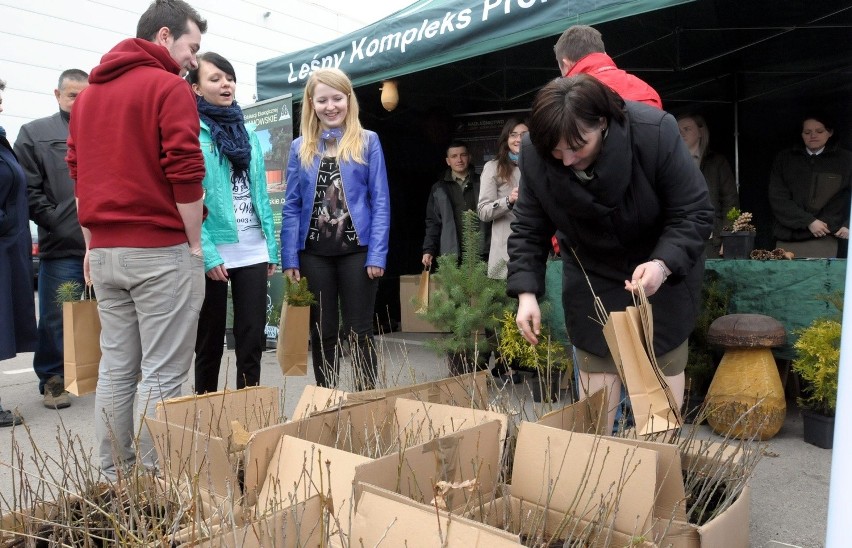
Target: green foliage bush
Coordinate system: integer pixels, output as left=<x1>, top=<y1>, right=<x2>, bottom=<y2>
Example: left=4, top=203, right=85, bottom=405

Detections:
left=793, top=318, right=840, bottom=416
left=496, top=311, right=570, bottom=372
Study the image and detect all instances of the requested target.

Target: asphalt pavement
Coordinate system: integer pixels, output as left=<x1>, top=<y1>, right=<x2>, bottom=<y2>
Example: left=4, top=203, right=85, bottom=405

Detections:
left=0, top=326, right=831, bottom=547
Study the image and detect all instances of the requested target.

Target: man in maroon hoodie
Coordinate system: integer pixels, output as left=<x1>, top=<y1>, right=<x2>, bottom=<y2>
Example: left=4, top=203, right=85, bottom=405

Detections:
left=66, top=0, right=207, bottom=479
left=554, top=25, right=662, bottom=109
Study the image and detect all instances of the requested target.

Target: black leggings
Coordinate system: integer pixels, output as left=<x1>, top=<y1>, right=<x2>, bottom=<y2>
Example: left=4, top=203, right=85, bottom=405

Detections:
left=194, top=262, right=269, bottom=393
left=300, top=251, right=378, bottom=390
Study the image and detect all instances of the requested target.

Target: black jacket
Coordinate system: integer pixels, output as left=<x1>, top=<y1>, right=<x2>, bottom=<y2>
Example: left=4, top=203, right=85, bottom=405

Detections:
left=768, top=144, right=852, bottom=242
left=422, top=168, right=487, bottom=258
left=14, top=111, right=85, bottom=259
left=507, top=102, right=713, bottom=357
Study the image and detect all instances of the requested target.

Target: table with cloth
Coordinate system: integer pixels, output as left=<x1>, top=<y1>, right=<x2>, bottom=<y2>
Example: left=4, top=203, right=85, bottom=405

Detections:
left=543, top=258, right=846, bottom=360
left=703, top=259, right=845, bottom=359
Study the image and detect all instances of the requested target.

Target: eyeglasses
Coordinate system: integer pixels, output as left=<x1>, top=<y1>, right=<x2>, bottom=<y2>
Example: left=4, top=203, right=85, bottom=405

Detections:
left=510, top=131, right=528, bottom=139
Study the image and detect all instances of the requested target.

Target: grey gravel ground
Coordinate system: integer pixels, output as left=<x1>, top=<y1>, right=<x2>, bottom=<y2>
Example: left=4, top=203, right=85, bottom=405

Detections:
left=0, top=331, right=830, bottom=547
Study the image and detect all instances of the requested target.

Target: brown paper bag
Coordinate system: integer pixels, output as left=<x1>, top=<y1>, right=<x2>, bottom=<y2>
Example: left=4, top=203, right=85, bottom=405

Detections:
left=414, top=266, right=430, bottom=314
left=63, top=292, right=101, bottom=396
left=277, top=303, right=310, bottom=376
left=602, top=294, right=681, bottom=435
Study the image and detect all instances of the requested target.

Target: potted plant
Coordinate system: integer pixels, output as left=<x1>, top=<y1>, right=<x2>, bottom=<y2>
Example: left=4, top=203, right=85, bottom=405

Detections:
left=496, top=311, right=571, bottom=403
left=277, top=277, right=316, bottom=376
left=792, top=317, right=840, bottom=449
left=720, top=207, right=756, bottom=259
left=418, top=210, right=510, bottom=375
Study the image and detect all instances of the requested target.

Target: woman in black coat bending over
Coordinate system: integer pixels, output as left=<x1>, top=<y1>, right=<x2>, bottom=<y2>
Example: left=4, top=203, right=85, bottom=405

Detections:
left=508, top=75, right=713, bottom=428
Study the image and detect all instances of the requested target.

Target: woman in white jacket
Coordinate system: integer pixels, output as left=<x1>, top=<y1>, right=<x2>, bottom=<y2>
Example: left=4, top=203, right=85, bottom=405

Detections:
left=477, top=117, right=528, bottom=381
left=477, top=116, right=528, bottom=279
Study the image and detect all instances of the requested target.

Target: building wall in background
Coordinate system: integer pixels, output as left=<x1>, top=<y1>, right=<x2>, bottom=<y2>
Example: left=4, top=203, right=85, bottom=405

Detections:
left=0, top=0, right=412, bottom=142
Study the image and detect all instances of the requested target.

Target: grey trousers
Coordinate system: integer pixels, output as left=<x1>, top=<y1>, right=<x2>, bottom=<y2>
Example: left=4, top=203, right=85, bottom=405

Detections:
left=89, top=244, right=204, bottom=478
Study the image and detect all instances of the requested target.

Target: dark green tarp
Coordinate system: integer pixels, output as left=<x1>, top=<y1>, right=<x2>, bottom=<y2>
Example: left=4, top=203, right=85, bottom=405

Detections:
left=257, top=0, right=694, bottom=101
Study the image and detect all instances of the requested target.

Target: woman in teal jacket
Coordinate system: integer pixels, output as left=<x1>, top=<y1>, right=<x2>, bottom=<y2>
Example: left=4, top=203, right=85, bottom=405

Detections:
left=281, top=68, right=390, bottom=390
left=188, top=52, right=279, bottom=393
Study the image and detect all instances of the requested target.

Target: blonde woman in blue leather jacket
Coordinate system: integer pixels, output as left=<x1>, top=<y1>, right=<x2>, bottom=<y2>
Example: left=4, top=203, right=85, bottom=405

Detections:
left=281, top=68, right=390, bottom=390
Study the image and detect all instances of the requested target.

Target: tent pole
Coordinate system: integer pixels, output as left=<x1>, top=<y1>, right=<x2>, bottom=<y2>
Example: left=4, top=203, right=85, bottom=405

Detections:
left=733, top=78, right=740, bottom=190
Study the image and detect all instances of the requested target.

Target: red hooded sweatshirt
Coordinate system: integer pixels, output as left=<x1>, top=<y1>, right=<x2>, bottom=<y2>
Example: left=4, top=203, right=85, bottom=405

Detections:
left=67, top=38, right=205, bottom=248
left=566, top=52, right=662, bottom=109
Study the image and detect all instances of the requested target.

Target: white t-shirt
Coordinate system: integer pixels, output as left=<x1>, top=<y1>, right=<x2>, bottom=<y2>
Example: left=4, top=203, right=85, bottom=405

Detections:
left=217, top=167, right=268, bottom=268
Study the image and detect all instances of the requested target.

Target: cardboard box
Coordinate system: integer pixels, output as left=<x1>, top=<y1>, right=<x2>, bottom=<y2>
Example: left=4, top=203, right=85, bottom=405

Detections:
left=145, top=415, right=247, bottom=513
left=146, top=386, right=282, bottom=503
left=244, top=396, right=508, bottom=508
left=469, top=422, right=660, bottom=546
left=155, top=386, right=281, bottom=439
left=502, top=418, right=751, bottom=548
left=346, top=369, right=488, bottom=408
left=256, top=435, right=372, bottom=535
left=399, top=273, right=448, bottom=332
left=290, top=385, right=348, bottom=420
left=536, top=386, right=609, bottom=435
left=179, top=495, right=323, bottom=547
left=253, top=419, right=504, bottom=541
left=349, top=483, right=522, bottom=547
left=352, top=417, right=504, bottom=514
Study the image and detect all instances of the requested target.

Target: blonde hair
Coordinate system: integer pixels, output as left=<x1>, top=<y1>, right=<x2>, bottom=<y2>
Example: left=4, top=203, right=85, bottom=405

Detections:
left=299, top=68, right=366, bottom=168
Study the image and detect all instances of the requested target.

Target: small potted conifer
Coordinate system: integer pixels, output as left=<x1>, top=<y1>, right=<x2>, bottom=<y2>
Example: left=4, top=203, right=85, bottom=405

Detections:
left=720, top=207, right=756, bottom=259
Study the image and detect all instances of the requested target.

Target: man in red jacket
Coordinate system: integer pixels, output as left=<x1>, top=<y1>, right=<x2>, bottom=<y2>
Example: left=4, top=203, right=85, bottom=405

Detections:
left=554, top=25, right=662, bottom=109
left=549, top=25, right=663, bottom=257
left=66, top=0, right=207, bottom=480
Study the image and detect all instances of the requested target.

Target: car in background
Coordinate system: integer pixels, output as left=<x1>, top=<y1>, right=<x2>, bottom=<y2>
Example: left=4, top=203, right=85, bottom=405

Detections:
left=29, top=220, right=39, bottom=285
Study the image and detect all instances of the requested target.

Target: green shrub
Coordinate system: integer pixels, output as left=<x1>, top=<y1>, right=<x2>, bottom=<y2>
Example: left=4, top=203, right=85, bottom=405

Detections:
left=284, top=277, right=316, bottom=307
left=792, top=318, right=840, bottom=416
left=496, top=310, right=570, bottom=372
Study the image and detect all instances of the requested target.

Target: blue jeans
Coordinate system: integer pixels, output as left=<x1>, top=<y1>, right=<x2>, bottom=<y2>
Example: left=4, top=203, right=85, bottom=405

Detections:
left=88, top=244, right=204, bottom=478
left=34, top=257, right=85, bottom=394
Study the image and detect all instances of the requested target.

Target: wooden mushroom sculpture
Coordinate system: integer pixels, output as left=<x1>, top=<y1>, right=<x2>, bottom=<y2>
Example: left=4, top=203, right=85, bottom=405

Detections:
left=705, top=313, right=786, bottom=440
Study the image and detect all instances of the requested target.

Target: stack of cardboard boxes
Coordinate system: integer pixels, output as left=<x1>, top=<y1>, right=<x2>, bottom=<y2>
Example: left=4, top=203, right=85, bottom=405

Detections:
left=136, top=373, right=751, bottom=547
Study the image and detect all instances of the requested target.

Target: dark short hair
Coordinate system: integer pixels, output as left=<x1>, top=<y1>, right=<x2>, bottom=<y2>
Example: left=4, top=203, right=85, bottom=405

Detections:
left=136, top=0, right=207, bottom=41
left=802, top=113, right=834, bottom=133
left=554, top=25, right=605, bottom=63
left=186, top=52, right=236, bottom=86
left=528, top=74, right=625, bottom=161
left=446, top=140, right=469, bottom=156
left=0, top=78, right=5, bottom=92
left=58, top=69, right=88, bottom=89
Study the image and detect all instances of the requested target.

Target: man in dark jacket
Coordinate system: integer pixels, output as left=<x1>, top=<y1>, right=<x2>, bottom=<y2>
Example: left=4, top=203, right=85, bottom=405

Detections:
left=421, top=140, right=482, bottom=268
left=14, top=69, right=88, bottom=410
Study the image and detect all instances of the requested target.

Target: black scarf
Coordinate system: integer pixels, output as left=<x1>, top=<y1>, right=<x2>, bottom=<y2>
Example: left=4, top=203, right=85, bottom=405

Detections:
left=196, top=96, right=252, bottom=176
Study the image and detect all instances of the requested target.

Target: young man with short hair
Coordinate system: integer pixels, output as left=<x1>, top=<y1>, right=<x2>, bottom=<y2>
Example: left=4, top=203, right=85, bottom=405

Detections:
left=422, top=140, right=482, bottom=268
left=66, top=0, right=208, bottom=479
left=555, top=25, right=662, bottom=109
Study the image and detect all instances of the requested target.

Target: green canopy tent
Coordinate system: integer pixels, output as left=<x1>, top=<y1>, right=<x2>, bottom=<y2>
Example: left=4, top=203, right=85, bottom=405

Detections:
left=256, top=0, right=852, bottom=328
left=256, top=0, right=696, bottom=102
